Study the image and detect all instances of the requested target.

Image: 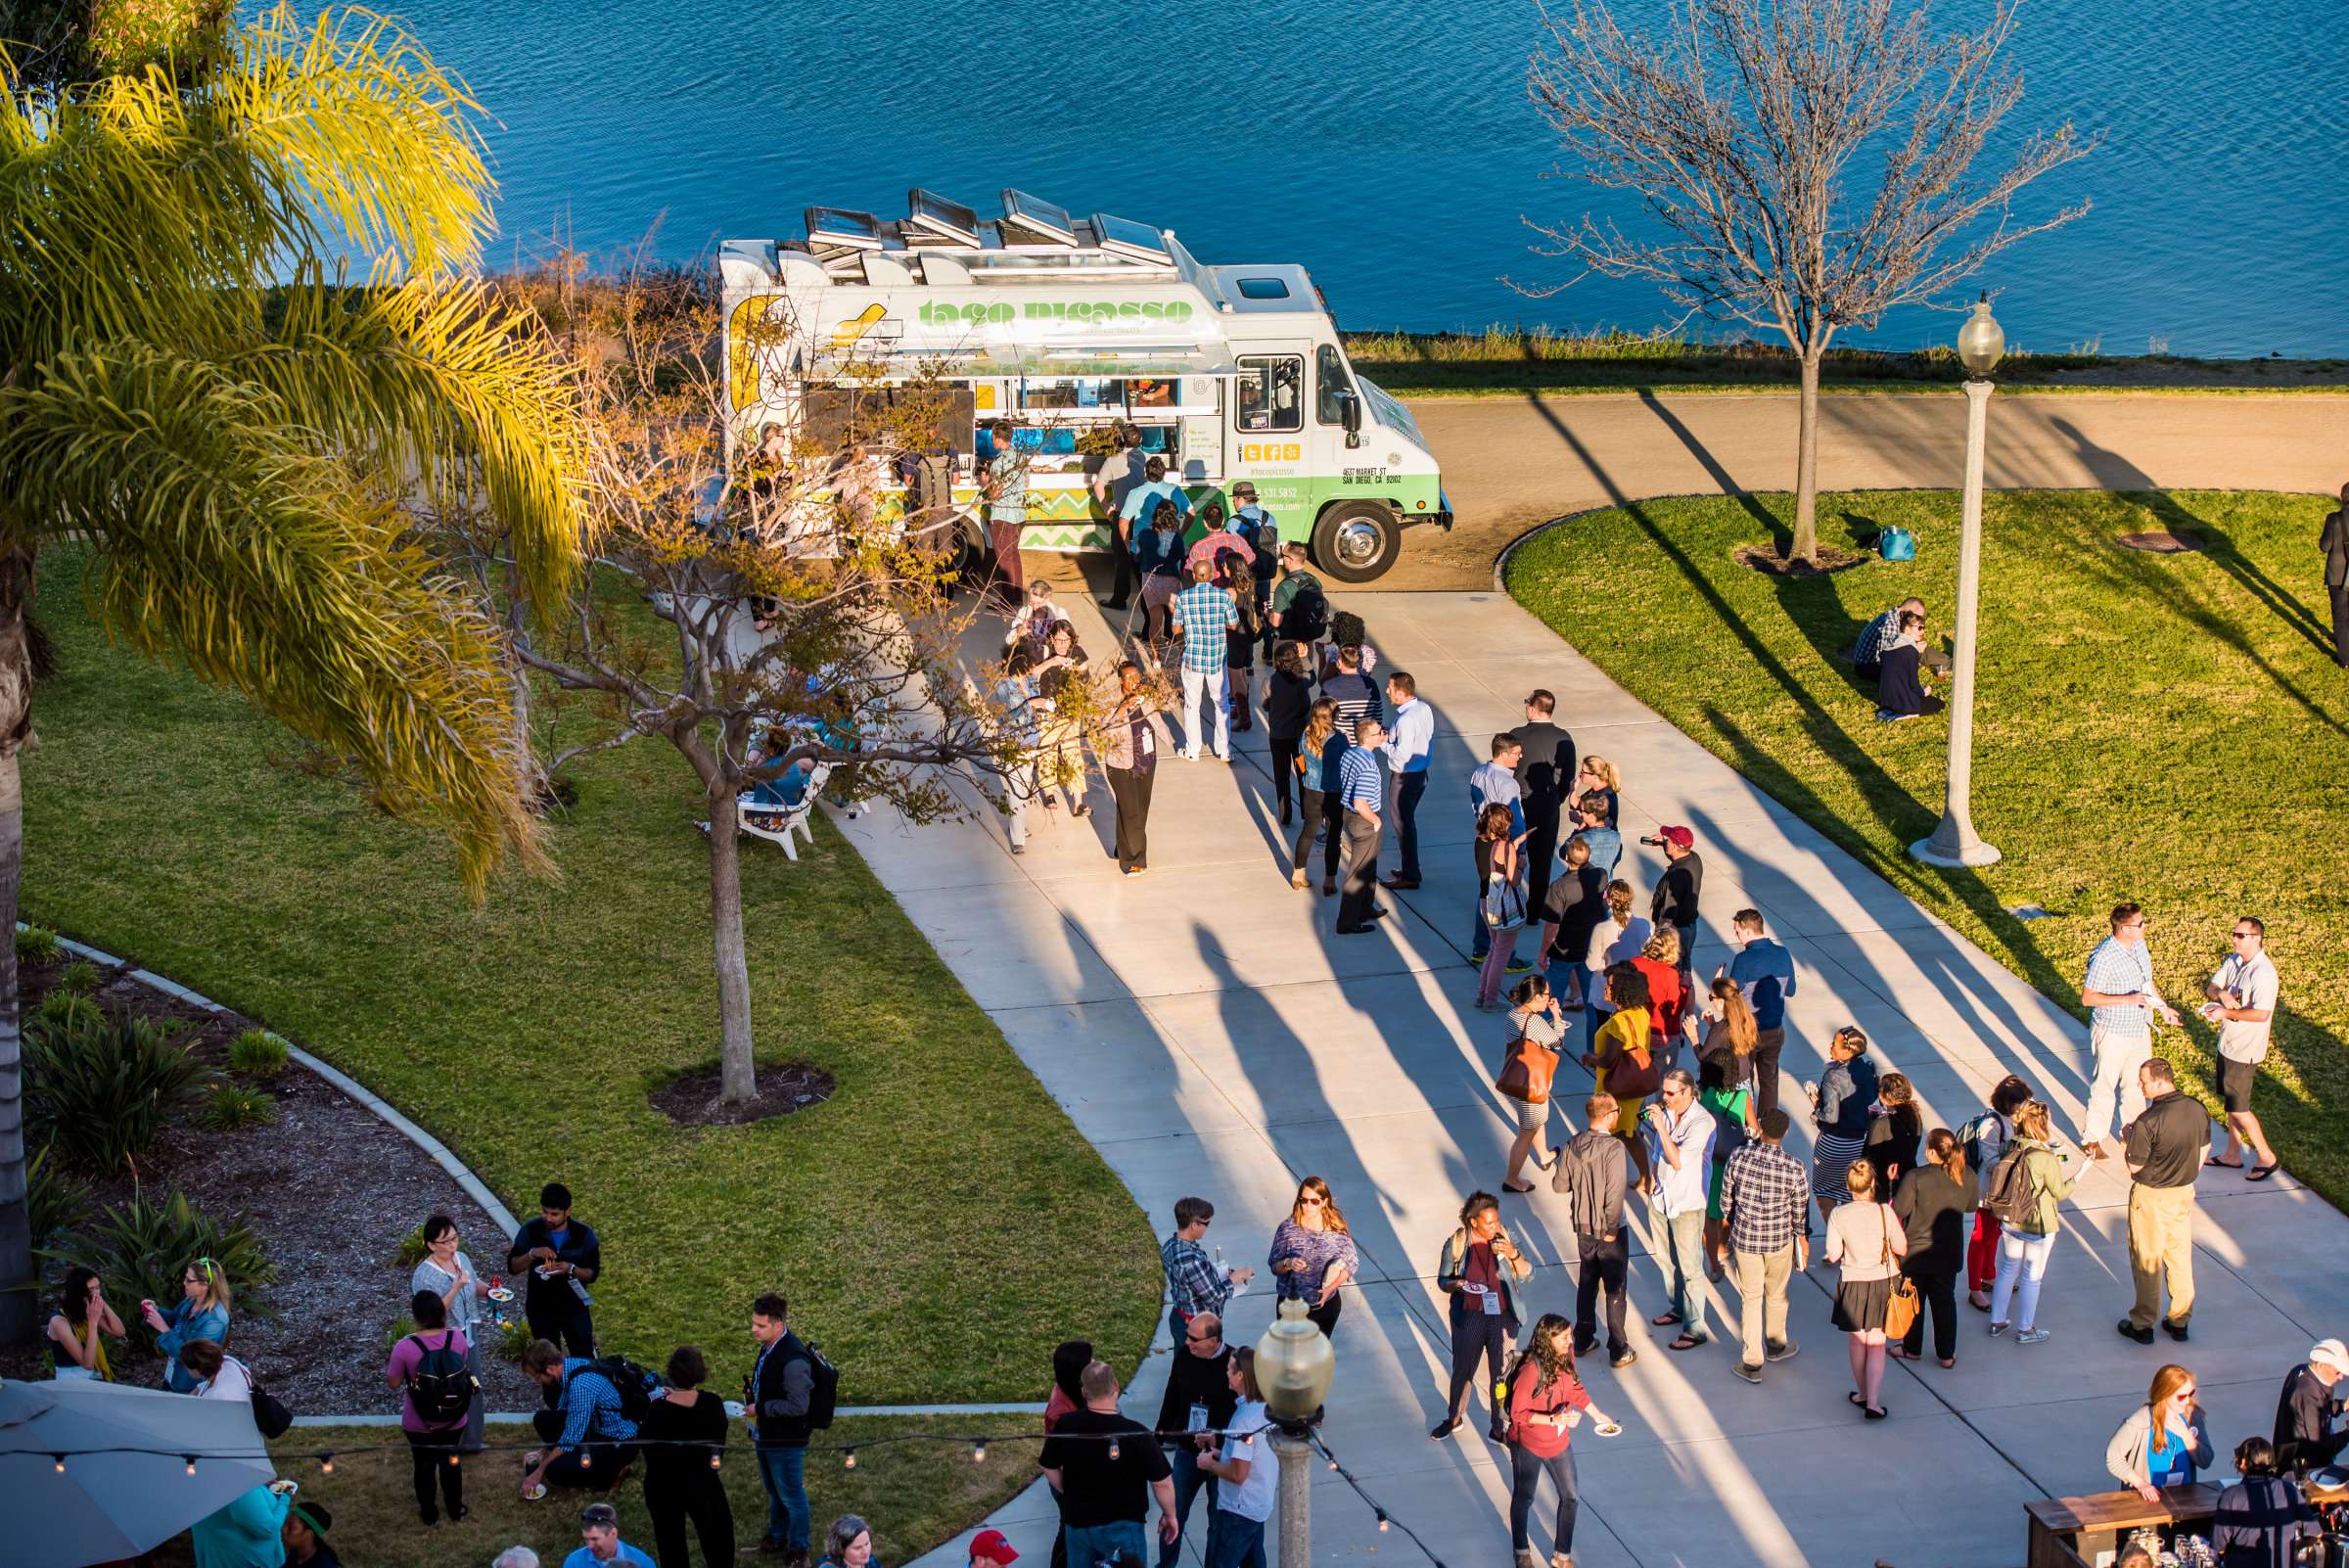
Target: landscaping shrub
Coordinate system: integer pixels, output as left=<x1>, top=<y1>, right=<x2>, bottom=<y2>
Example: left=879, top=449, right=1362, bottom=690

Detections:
left=55, top=959, right=101, bottom=994
left=15, top=925, right=59, bottom=965
left=33, top=990, right=99, bottom=1030
left=390, top=1223, right=430, bottom=1268
left=227, top=1029, right=288, bottom=1078
left=382, top=1314, right=418, bottom=1355
left=489, top=1315, right=531, bottom=1362
left=200, top=1083, right=277, bottom=1130
left=23, top=1008, right=215, bottom=1172
left=27, top=1143, right=90, bottom=1251
left=45, top=1187, right=277, bottom=1354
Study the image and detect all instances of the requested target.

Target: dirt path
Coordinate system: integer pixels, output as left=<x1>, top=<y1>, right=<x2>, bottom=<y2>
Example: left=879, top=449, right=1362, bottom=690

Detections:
left=1389, top=391, right=2349, bottom=588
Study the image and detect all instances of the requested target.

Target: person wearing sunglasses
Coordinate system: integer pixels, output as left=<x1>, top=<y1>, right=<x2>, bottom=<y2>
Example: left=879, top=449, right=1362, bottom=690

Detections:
left=1267, top=1177, right=1357, bottom=1336
left=142, top=1255, right=230, bottom=1393
left=2104, top=1363, right=2213, bottom=1501
left=2203, top=915, right=2281, bottom=1179
left=1151, top=1311, right=1235, bottom=1568
left=2078, top=901, right=2183, bottom=1160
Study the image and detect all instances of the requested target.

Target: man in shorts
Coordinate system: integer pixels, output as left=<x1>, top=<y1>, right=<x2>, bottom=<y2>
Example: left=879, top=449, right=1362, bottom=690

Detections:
left=2204, top=915, right=2280, bottom=1178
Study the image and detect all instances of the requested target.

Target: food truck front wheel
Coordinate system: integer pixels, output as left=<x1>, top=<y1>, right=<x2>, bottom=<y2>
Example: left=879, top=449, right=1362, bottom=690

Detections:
left=1312, top=502, right=1400, bottom=584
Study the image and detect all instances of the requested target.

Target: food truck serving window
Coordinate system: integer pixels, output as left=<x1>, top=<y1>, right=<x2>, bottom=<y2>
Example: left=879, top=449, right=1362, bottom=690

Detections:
left=1236, top=355, right=1303, bottom=433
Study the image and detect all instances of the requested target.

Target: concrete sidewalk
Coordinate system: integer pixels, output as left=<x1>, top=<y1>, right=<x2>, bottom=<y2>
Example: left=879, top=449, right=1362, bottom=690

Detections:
left=840, top=588, right=2341, bottom=1568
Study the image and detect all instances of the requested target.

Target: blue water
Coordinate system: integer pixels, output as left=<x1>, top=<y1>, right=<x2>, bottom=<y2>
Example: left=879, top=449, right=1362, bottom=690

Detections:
left=395, top=0, right=2349, bottom=357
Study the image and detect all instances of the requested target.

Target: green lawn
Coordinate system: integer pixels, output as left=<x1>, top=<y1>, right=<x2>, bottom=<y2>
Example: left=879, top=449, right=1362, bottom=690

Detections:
left=143, top=1418, right=1036, bottom=1568
left=1503, top=488, right=2349, bottom=1204
left=23, top=543, right=1159, bottom=1411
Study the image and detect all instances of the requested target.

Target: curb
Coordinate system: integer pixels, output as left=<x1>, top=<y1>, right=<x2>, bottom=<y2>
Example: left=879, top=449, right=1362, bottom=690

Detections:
left=33, top=929, right=519, bottom=1237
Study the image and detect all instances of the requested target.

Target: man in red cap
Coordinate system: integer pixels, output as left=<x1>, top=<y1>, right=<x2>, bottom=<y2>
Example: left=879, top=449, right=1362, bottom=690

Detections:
left=1649, top=826, right=1704, bottom=1009
left=967, top=1527, right=1020, bottom=1568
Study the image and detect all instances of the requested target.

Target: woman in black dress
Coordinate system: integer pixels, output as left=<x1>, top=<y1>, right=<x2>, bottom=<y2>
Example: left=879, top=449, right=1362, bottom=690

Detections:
left=640, top=1345, right=735, bottom=1568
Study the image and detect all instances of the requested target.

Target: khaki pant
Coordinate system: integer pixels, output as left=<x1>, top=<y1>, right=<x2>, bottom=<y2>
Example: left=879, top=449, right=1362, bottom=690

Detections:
left=2082, top=1023, right=2152, bottom=1145
left=2127, top=1181, right=2196, bottom=1330
left=1732, top=1244, right=1794, bottom=1364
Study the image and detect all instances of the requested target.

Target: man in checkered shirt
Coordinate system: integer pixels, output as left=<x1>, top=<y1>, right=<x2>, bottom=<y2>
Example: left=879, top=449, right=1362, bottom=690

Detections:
left=1171, top=559, right=1238, bottom=761
left=1718, top=1107, right=1811, bottom=1381
left=2079, top=900, right=2183, bottom=1159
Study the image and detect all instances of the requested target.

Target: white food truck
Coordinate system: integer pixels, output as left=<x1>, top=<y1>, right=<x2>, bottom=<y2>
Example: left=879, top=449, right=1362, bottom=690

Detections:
left=718, top=188, right=1451, bottom=581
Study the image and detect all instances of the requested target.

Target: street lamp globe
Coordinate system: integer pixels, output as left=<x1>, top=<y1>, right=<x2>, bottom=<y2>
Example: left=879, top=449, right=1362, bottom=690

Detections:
left=1958, top=295, right=2005, bottom=377
left=1255, top=1298, right=1335, bottom=1426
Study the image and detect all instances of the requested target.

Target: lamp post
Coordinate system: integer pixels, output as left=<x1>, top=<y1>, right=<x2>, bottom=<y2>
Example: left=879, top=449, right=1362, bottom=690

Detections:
left=1911, top=295, right=2005, bottom=870
left=1255, top=1298, right=1335, bottom=1566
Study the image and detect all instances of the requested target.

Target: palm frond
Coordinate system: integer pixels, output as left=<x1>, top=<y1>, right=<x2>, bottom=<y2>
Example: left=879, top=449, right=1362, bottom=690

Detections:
left=0, top=3, right=492, bottom=366
left=210, top=4, right=491, bottom=277
left=0, top=343, right=544, bottom=891
left=235, top=276, right=593, bottom=617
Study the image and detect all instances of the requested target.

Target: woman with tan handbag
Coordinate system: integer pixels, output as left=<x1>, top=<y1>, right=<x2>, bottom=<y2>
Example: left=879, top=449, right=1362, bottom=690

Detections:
left=1823, top=1159, right=1907, bottom=1419
left=1890, top=1128, right=1973, bottom=1369
left=1497, top=976, right=1568, bottom=1193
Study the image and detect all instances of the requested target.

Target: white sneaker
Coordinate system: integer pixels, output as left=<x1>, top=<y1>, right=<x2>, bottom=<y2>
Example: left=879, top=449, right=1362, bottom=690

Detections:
left=2017, top=1327, right=2050, bottom=1345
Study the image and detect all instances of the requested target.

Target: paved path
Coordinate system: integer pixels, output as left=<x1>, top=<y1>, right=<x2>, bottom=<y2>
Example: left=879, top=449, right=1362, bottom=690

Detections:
left=1389, top=392, right=2349, bottom=588
left=844, top=586, right=2346, bottom=1568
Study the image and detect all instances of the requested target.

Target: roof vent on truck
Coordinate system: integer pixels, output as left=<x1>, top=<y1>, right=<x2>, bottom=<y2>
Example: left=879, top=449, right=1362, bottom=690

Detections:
left=803, top=207, right=885, bottom=252
left=1090, top=213, right=1172, bottom=264
left=905, top=188, right=983, bottom=248
left=999, top=189, right=1076, bottom=246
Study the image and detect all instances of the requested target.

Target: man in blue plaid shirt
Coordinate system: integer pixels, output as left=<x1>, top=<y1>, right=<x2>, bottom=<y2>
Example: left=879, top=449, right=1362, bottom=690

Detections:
left=1160, top=1196, right=1254, bottom=1340
left=1719, top=1107, right=1811, bottom=1381
left=1171, top=559, right=1238, bottom=761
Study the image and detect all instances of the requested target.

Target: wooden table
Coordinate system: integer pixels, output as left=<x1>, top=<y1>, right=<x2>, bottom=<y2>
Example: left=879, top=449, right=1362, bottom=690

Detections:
left=2028, top=1478, right=2349, bottom=1567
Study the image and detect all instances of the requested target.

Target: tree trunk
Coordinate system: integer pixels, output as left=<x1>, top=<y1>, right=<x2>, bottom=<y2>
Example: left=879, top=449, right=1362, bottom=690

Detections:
left=705, top=787, right=758, bottom=1102
left=0, top=748, right=28, bottom=1345
left=0, top=548, right=34, bottom=1345
left=1789, top=348, right=1823, bottom=566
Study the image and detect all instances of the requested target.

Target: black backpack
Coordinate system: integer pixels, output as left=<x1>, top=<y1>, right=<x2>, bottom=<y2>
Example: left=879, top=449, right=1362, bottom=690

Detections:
left=1986, top=1145, right=2038, bottom=1229
left=574, top=1356, right=662, bottom=1425
left=802, top=1341, right=841, bottom=1431
left=405, top=1332, right=476, bottom=1426
left=1282, top=574, right=1328, bottom=643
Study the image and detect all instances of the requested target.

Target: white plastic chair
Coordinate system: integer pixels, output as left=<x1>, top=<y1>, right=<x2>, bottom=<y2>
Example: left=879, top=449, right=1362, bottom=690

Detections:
left=736, top=761, right=833, bottom=859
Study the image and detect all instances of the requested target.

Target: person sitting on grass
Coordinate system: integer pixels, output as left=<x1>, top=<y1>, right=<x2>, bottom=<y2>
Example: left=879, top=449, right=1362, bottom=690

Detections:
left=1874, top=610, right=1945, bottom=722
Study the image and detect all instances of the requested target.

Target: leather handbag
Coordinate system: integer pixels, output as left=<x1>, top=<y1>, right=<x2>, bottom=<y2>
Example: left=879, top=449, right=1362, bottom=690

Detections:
left=1495, top=1024, right=1556, bottom=1104
left=1880, top=1208, right=1920, bottom=1340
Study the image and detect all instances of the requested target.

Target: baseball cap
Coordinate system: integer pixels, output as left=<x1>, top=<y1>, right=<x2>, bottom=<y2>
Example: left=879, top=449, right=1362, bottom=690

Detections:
left=2311, top=1339, right=2349, bottom=1375
left=1659, top=825, right=1693, bottom=849
left=581, top=1502, right=621, bottom=1529
left=969, top=1528, right=1021, bottom=1563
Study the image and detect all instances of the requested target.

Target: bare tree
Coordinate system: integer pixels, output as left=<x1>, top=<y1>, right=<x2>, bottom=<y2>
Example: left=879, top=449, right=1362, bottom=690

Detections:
left=460, top=258, right=1053, bottom=1104
left=1523, top=0, right=2095, bottom=562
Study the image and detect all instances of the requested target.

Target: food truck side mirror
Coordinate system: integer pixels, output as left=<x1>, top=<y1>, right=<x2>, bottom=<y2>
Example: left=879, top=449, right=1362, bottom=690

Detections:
left=1341, top=390, right=1362, bottom=446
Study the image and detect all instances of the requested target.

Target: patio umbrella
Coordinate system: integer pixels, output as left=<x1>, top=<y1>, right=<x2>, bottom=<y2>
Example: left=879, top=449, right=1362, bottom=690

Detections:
left=0, top=1376, right=279, bottom=1567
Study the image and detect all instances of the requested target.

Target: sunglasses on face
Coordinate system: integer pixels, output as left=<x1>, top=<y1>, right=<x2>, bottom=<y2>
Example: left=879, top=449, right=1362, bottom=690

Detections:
left=1298, top=1197, right=1325, bottom=1208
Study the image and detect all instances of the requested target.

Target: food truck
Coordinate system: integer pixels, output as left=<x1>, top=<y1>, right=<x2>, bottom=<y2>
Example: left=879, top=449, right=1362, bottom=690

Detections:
left=718, top=188, right=1451, bottom=581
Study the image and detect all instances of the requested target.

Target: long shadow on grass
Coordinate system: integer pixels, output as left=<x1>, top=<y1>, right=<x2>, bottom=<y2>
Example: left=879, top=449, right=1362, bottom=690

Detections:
left=1690, top=703, right=2089, bottom=1103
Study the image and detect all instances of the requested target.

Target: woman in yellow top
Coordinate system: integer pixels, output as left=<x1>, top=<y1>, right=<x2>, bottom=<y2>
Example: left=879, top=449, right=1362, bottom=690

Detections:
left=1581, top=961, right=1659, bottom=1187
left=48, top=1266, right=124, bottom=1381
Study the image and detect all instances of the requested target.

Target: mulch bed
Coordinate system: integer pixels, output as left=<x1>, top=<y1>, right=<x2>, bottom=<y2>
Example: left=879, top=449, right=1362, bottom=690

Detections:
left=0, top=952, right=538, bottom=1414
left=649, top=1060, right=836, bottom=1128
left=1731, top=541, right=1873, bottom=576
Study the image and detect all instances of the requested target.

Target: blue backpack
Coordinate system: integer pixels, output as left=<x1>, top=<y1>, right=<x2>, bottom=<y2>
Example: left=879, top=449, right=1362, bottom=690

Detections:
left=1878, top=527, right=1916, bottom=562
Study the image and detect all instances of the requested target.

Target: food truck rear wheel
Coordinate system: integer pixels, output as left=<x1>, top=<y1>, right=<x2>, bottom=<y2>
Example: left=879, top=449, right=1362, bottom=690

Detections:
left=1312, top=503, right=1399, bottom=583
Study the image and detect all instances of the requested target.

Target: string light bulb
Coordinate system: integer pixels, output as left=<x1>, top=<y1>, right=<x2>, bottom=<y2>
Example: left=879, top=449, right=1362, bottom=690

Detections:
left=579, top=1452, right=592, bottom=1469
left=1376, top=1511, right=1390, bottom=1534
left=318, top=1454, right=336, bottom=1475
left=184, top=1456, right=199, bottom=1477
left=971, top=1441, right=987, bottom=1463
left=710, top=1453, right=723, bottom=1471
left=447, top=1453, right=461, bottom=1467
left=843, top=1449, right=856, bottom=1470
left=52, top=1454, right=66, bottom=1475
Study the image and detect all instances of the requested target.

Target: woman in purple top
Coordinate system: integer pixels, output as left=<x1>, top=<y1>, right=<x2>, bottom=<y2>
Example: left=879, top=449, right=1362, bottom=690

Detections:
left=1268, top=1176, right=1359, bottom=1337
left=384, top=1289, right=472, bottom=1525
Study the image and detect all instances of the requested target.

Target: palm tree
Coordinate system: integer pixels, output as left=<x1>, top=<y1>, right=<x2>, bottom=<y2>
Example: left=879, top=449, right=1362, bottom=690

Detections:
left=0, top=6, right=588, bottom=1341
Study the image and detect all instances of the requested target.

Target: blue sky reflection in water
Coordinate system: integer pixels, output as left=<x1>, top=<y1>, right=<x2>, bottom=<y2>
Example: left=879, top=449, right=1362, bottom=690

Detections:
left=395, top=0, right=2349, bottom=357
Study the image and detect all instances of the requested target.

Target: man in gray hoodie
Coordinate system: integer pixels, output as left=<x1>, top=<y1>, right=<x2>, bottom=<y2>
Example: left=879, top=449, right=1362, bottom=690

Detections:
left=1554, top=1092, right=1633, bottom=1368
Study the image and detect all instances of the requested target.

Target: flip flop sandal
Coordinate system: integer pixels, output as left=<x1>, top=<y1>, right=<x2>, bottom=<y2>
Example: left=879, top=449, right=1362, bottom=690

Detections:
left=1864, top=1405, right=1889, bottom=1420
left=2247, top=1164, right=2281, bottom=1181
left=2205, top=1156, right=2244, bottom=1169
left=1650, top=1312, right=1684, bottom=1327
left=1848, top=1392, right=1866, bottom=1407
left=1501, top=1181, right=1536, bottom=1194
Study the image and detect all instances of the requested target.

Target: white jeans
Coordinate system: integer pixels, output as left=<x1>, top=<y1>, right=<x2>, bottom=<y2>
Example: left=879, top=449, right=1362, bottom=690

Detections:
left=1004, top=761, right=1034, bottom=848
left=1990, top=1229, right=2055, bottom=1329
left=2081, top=1023, right=2152, bottom=1144
left=1179, top=667, right=1228, bottom=759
